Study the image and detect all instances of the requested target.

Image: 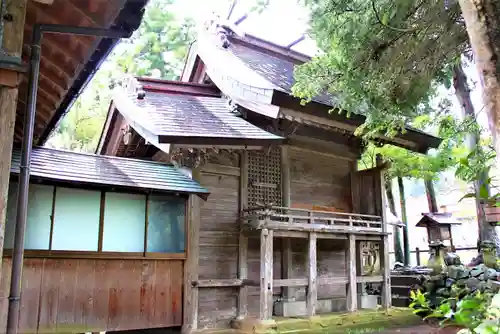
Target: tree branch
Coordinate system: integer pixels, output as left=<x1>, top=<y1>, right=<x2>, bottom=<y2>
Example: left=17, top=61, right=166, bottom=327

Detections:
left=371, top=0, right=420, bottom=33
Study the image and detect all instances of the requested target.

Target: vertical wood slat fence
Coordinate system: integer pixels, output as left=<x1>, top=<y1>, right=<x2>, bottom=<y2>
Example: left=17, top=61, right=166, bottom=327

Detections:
left=390, top=246, right=477, bottom=266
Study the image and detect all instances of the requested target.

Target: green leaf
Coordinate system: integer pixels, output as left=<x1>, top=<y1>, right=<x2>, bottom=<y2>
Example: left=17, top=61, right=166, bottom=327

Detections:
left=459, top=193, right=477, bottom=202
left=480, top=184, right=489, bottom=199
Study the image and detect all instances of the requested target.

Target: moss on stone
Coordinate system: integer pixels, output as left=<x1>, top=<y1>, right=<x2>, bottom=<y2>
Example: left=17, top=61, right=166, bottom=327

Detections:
left=273, top=308, right=421, bottom=334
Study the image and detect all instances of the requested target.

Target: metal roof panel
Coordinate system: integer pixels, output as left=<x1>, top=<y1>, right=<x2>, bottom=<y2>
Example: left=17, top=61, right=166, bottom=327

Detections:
left=10, top=147, right=209, bottom=198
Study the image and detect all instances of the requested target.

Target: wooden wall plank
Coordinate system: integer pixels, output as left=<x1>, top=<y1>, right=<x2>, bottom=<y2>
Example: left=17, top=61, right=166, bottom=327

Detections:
left=56, top=259, right=78, bottom=331
left=38, top=259, right=62, bottom=333
left=238, top=151, right=249, bottom=319
left=74, top=259, right=96, bottom=332
left=289, top=147, right=352, bottom=212
left=140, top=260, right=156, bottom=326
left=106, top=260, right=123, bottom=330
left=0, top=258, right=183, bottom=333
left=197, top=166, right=241, bottom=329
left=0, top=258, right=12, bottom=331
left=19, top=259, right=43, bottom=332
left=92, top=259, right=109, bottom=330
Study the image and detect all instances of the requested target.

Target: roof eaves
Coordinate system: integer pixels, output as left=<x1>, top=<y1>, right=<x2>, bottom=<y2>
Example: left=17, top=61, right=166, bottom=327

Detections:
left=271, top=89, right=442, bottom=153
left=37, top=0, right=149, bottom=146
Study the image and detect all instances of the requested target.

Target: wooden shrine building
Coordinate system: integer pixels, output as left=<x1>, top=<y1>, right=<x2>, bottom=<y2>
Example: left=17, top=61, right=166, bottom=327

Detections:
left=96, top=25, right=442, bottom=332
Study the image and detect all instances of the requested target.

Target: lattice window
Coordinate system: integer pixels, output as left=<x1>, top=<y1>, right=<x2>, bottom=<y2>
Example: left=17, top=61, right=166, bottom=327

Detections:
left=247, top=147, right=282, bottom=208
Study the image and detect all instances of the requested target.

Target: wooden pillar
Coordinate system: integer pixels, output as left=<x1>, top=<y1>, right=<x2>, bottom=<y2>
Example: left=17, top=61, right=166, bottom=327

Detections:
left=280, top=146, right=293, bottom=301
left=379, top=170, right=392, bottom=308
left=182, top=169, right=201, bottom=333
left=347, top=234, right=357, bottom=312
left=306, top=232, right=317, bottom=317
left=238, top=151, right=249, bottom=319
left=260, top=228, right=273, bottom=320
left=0, top=0, right=27, bottom=269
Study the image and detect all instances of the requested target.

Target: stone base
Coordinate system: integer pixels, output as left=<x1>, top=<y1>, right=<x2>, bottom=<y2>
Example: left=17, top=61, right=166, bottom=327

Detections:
left=358, top=294, right=378, bottom=309
left=231, top=308, right=422, bottom=334
left=274, top=298, right=345, bottom=317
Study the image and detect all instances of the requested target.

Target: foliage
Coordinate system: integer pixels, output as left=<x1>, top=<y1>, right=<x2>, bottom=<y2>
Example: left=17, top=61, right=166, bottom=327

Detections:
left=47, top=0, right=195, bottom=152
left=115, top=0, right=195, bottom=79
left=411, top=288, right=500, bottom=333
left=360, top=113, right=473, bottom=181
left=294, top=0, right=469, bottom=137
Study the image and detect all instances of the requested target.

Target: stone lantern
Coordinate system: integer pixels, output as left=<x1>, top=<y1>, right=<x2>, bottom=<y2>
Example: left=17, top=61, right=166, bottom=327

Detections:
left=416, top=212, right=461, bottom=251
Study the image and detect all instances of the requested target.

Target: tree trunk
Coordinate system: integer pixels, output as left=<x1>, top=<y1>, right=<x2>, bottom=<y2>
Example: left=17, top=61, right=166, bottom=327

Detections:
left=453, top=63, right=500, bottom=253
left=0, top=1, right=27, bottom=269
left=397, top=177, right=410, bottom=265
left=424, top=179, right=438, bottom=213
left=458, top=0, right=500, bottom=155
left=386, top=178, right=404, bottom=263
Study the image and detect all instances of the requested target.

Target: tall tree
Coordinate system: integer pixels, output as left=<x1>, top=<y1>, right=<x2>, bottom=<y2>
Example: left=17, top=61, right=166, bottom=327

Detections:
left=385, top=177, right=404, bottom=264
left=453, top=62, right=493, bottom=245
left=458, top=0, right=500, bottom=155
left=397, top=177, right=410, bottom=265
left=296, top=0, right=500, bottom=250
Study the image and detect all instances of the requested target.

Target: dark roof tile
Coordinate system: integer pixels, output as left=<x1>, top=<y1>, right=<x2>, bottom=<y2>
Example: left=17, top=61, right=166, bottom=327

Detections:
left=229, top=42, right=335, bottom=105
left=126, top=91, right=282, bottom=142
left=11, top=147, right=209, bottom=198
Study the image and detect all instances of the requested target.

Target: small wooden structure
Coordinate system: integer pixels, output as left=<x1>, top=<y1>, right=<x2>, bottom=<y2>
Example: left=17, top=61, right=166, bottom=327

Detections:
left=1, top=147, right=208, bottom=333
left=416, top=212, right=461, bottom=249
left=96, top=24, right=441, bottom=333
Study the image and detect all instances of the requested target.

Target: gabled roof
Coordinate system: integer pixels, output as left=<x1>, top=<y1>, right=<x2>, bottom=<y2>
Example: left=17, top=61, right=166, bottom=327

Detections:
left=100, top=77, right=283, bottom=151
left=188, top=28, right=442, bottom=154
left=415, top=212, right=462, bottom=227
left=227, top=35, right=333, bottom=106
left=10, top=147, right=209, bottom=199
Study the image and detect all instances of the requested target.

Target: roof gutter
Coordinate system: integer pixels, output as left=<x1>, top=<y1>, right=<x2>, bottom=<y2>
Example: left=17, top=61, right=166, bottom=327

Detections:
left=36, top=0, right=148, bottom=146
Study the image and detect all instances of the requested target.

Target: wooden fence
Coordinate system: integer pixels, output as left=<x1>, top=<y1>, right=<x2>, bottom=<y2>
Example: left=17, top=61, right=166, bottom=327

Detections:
left=390, top=246, right=477, bottom=266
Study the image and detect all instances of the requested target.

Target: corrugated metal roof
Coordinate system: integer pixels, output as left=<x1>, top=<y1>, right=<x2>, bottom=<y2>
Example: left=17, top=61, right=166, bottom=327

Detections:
left=10, top=147, right=209, bottom=199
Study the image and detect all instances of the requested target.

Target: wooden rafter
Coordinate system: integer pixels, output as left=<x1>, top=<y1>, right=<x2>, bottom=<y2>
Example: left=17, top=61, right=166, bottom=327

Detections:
left=67, top=0, right=104, bottom=27
left=27, top=1, right=95, bottom=46
left=22, top=45, right=71, bottom=85
left=24, top=26, right=83, bottom=68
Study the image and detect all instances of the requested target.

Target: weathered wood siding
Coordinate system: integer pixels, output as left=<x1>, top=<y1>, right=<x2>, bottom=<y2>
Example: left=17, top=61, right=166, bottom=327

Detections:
left=196, top=147, right=356, bottom=327
left=287, top=146, right=352, bottom=308
left=289, top=147, right=352, bottom=212
left=351, top=167, right=383, bottom=216
left=198, top=162, right=241, bottom=329
left=0, top=258, right=183, bottom=333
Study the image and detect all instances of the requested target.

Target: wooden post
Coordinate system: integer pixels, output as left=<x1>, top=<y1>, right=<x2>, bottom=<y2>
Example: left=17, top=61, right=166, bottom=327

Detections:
left=238, top=151, right=249, bottom=319
left=347, top=234, right=357, bottom=312
left=280, top=146, right=293, bottom=301
left=307, top=232, right=317, bottom=317
left=182, top=169, right=201, bottom=334
left=379, top=167, right=392, bottom=309
left=260, top=228, right=273, bottom=320
left=415, top=247, right=421, bottom=266
left=0, top=0, right=27, bottom=270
